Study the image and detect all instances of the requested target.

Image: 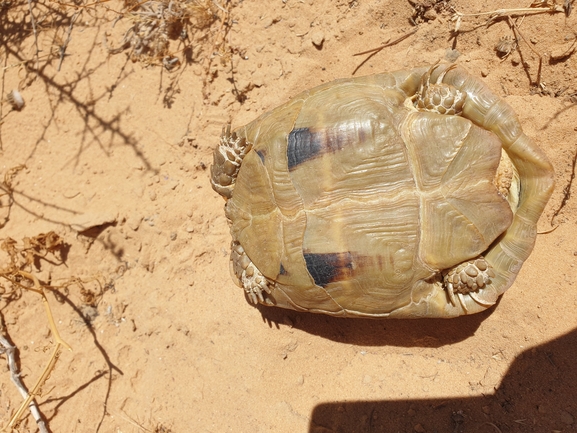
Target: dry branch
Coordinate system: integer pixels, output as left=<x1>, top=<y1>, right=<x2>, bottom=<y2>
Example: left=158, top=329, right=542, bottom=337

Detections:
left=0, top=233, right=72, bottom=432
left=451, top=5, right=564, bottom=33
left=0, top=314, right=48, bottom=433
left=352, top=28, right=418, bottom=75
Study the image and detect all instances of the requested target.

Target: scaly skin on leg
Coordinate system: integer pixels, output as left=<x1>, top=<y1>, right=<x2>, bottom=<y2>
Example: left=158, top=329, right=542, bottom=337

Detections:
left=229, top=241, right=272, bottom=305
left=442, top=257, right=496, bottom=312
left=413, top=62, right=466, bottom=115
left=210, top=125, right=253, bottom=200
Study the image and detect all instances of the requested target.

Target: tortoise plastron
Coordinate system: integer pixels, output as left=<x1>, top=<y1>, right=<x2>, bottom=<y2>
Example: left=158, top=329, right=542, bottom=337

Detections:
left=211, top=63, right=554, bottom=318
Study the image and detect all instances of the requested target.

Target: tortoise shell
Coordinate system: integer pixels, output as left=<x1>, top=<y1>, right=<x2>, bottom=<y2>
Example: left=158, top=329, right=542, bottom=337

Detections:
left=211, top=64, right=554, bottom=318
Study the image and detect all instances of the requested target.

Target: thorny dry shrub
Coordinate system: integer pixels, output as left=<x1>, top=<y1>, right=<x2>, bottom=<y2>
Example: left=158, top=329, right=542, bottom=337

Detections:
left=0, top=232, right=106, bottom=432
left=0, top=0, right=95, bottom=81
left=108, top=0, right=220, bottom=67
left=0, top=231, right=64, bottom=271
left=0, top=232, right=67, bottom=432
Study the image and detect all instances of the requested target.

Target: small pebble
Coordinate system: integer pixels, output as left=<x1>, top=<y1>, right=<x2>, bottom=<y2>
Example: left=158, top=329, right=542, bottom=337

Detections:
left=511, top=53, right=521, bottom=65
left=311, top=30, right=325, bottom=49
left=414, top=423, right=426, bottom=433
left=423, top=9, right=437, bottom=20
left=261, top=17, right=273, bottom=28
left=126, top=214, right=142, bottom=231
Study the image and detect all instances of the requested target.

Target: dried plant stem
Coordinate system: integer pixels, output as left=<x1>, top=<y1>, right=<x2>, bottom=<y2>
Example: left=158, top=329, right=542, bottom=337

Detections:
left=352, top=28, right=418, bottom=75
left=13, top=271, right=72, bottom=351
left=507, top=16, right=543, bottom=88
left=26, top=0, right=41, bottom=71
left=451, top=5, right=564, bottom=32
left=550, top=142, right=577, bottom=225
left=58, top=11, right=81, bottom=71
left=1, top=271, right=72, bottom=431
left=507, top=16, right=539, bottom=58
left=0, top=315, right=49, bottom=433
left=5, top=347, right=59, bottom=433
left=455, top=6, right=561, bottom=19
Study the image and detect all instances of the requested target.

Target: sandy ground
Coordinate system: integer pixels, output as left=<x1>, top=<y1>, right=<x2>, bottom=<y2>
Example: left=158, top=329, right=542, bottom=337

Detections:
left=0, top=0, right=576, bottom=432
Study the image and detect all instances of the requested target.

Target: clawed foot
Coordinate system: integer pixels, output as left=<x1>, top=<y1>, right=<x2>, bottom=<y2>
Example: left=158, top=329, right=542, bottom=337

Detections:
left=443, top=256, right=496, bottom=312
left=414, top=61, right=466, bottom=116
left=230, top=241, right=271, bottom=304
left=210, top=125, right=253, bottom=199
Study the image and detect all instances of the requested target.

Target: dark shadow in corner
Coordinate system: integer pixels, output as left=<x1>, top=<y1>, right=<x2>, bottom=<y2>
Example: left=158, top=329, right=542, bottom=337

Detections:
left=309, top=328, right=577, bottom=433
left=256, top=299, right=499, bottom=349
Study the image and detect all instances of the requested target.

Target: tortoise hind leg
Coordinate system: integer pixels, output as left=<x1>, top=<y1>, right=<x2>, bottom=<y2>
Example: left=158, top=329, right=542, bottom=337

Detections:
left=210, top=125, right=253, bottom=199
left=413, top=61, right=466, bottom=116
left=442, top=257, right=496, bottom=311
left=230, top=241, right=273, bottom=305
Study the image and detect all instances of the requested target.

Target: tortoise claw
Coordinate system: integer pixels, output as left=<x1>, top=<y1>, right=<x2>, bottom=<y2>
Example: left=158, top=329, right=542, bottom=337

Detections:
left=230, top=241, right=271, bottom=305
left=443, top=256, right=495, bottom=308
left=210, top=125, right=253, bottom=200
left=414, top=62, right=466, bottom=116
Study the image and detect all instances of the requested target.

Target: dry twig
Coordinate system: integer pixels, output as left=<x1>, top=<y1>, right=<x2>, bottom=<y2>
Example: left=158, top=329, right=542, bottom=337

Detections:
left=58, top=10, right=81, bottom=71
left=26, top=0, right=41, bottom=72
left=352, top=28, right=418, bottom=75
left=0, top=233, right=72, bottom=432
left=506, top=16, right=544, bottom=90
left=450, top=5, right=564, bottom=33
left=0, top=314, right=48, bottom=433
left=550, top=144, right=577, bottom=225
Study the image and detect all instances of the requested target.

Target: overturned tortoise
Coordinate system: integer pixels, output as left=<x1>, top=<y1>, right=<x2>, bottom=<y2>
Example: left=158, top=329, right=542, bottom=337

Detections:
left=211, top=63, right=554, bottom=318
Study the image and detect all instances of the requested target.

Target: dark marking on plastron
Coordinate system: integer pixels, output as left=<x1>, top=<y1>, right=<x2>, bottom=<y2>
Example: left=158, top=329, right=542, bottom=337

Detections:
left=256, top=149, right=266, bottom=163
left=279, top=262, right=287, bottom=276
left=287, top=128, right=321, bottom=169
left=303, top=252, right=355, bottom=287
left=287, top=126, right=354, bottom=170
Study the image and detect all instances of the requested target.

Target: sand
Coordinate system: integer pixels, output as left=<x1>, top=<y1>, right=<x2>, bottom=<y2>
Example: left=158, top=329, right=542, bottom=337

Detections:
left=0, top=0, right=576, bottom=431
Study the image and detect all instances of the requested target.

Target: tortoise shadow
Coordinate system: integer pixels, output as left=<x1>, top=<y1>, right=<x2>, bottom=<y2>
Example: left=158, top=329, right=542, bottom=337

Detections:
left=256, top=298, right=499, bottom=348
left=308, top=327, right=577, bottom=432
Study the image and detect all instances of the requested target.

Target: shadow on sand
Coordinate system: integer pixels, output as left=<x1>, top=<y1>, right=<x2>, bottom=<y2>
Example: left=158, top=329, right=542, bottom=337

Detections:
left=308, top=327, right=577, bottom=432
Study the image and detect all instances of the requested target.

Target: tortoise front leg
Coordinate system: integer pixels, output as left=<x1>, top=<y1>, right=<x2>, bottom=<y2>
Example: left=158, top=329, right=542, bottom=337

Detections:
left=210, top=125, right=253, bottom=199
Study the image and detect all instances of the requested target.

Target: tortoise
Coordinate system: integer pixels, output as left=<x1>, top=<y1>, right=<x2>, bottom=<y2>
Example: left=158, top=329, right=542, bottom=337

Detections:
left=210, top=63, right=554, bottom=318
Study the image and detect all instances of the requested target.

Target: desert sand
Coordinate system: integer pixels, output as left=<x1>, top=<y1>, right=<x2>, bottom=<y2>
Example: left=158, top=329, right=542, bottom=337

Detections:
left=0, top=0, right=576, bottom=432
